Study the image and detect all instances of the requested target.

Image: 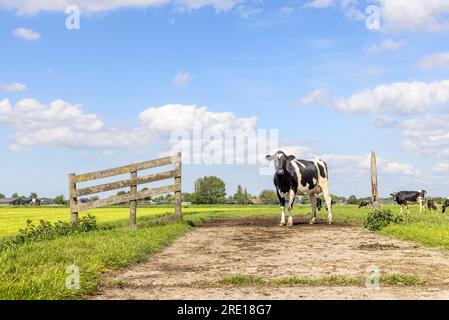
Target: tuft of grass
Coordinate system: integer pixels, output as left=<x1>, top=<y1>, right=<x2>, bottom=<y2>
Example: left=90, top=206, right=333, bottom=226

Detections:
left=380, top=274, right=424, bottom=286
left=364, top=209, right=403, bottom=231
left=219, top=274, right=267, bottom=286
left=217, top=274, right=425, bottom=287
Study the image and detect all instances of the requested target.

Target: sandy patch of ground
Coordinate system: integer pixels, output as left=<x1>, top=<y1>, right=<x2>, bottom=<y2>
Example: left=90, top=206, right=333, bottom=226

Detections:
left=92, top=216, right=449, bottom=300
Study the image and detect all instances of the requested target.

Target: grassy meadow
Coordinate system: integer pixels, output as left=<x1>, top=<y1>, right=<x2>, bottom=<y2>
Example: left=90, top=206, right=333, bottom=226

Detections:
left=1, top=203, right=449, bottom=299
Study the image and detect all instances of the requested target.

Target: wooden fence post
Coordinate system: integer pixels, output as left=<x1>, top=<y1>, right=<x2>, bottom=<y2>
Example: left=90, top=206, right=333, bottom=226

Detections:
left=175, top=152, right=182, bottom=220
left=69, top=173, right=79, bottom=222
left=371, top=151, right=380, bottom=209
left=129, top=167, right=137, bottom=227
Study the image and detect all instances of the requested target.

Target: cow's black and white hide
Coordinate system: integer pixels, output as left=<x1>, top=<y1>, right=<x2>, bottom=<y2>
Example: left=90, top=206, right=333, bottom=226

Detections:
left=427, top=199, right=437, bottom=211
left=390, top=190, right=426, bottom=214
left=359, top=200, right=372, bottom=209
left=442, top=198, right=449, bottom=213
left=266, top=151, right=333, bottom=227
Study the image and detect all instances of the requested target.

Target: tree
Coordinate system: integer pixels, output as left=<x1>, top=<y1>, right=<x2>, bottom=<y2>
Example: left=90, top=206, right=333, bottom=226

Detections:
left=30, top=192, right=38, bottom=199
left=233, top=185, right=251, bottom=205
left=54, top=194, right=66, bottom=205
left=259, top=190, right=278, bottom=204
left=182, top=193, right=194, bottom=202
left=90, top=196, right=99, bottom=201
left=117, top=191, right=128, bottom=196
left=348, top=195, right=357, bottom=205
left=193, top=176, right=226, bottom=204
left=12, top=193, right=18, bottom=198
left=0, top=193, right=4, bottom=199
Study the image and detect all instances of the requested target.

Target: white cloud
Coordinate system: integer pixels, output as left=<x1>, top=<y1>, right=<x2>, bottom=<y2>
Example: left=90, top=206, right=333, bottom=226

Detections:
left=234, top=4, right=263, bottom=18
left=0, top=0, right=243, bottom=15
left=304, top=0, right=364, bottom=20
left=333, top=80, right=449, bottom=115
left=400, top=112, right=449, bottom=158
left=278, top=146, right=420, bottom=177
left=419, top=52, right=449, bottom=71
left=433, top=163, right=449, bottom=172
left=380, top=0, right=449, bottom=34
left=369, top=116, right=397, bottom=127
left=299, top=89, right=328, bottom=106
left=138, top=103, right=257, bottom=133
left=363, top=65, right=385, bottom=77
left=303, top=0, right=449, bottom=34
left=0, top=99, right=258, bottom=152
left=13, top=27, right=41, bottom=41
left=364, top=38, right=405, bottom=54
left=304, top=0, right=335, bottom=9
left=0, top=82, right=27, bottom=92
left=173, top=71, right=194, bottom=88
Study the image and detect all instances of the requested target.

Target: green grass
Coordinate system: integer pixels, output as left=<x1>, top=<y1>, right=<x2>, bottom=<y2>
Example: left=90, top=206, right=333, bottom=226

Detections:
left=0, top=206, right=259, bottom=237
left=217, top=274, right=424, bottom=287
left=0, top=221, right=191, bottom=299
left=0, top=203, right=446, bottom=299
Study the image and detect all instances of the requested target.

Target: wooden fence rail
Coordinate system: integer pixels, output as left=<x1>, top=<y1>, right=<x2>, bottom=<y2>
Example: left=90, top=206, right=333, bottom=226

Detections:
left=68, top=153, right=182, bottom=226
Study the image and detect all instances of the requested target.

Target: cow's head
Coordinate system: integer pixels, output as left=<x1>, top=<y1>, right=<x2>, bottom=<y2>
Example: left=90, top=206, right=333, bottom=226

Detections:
left=418, top=190, right=427, bottom=197
left=390, top=192, right=398, bottom=199
left=265, top=151, right=295, bottom=175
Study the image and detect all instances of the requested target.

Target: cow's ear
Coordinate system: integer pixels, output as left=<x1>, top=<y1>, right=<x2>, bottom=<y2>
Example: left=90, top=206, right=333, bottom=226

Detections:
left=265, top=154, right=276, bottom=161
left=286, top=155, right=296, bottom=161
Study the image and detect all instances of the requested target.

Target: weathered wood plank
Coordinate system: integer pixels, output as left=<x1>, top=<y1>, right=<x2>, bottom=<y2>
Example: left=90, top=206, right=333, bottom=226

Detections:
left=75, top=169, right=178, bottom=197
left=129, top=170, right=137, bottom=227
left=72, top=183, right=181, bottom=212
left=174, top=152, right=182, bottom=220
left=74, top=154, right=180, bottom=183
left=371, top=151, right=380, bottom=209
left=69, top=173, right=78, bottom=222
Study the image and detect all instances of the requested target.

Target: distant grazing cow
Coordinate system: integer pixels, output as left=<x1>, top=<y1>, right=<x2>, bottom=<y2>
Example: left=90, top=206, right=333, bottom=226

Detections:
left=427, top=199, right=437, bottom=211
left=390, top=190, right=426, bottom=214
left=266, top=151, right=333, bottom=227
left=443, top=198, right=449, bottom=213
left=359, top=200, right=372, bottom=209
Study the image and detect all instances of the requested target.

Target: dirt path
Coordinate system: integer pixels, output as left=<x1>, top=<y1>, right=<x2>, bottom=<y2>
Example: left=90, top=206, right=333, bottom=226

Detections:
left=93, top=216, right=449, bottom=300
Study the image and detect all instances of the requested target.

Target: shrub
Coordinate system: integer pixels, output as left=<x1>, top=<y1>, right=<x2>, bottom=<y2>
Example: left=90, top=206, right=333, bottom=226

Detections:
left=0, top=215, right=97, bottom=250
left=363, top=209, right=403, bottom=231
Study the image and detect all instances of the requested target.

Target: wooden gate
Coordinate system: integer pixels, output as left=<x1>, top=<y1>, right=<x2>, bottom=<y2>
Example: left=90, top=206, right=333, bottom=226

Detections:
left=68, top=152, right=182, bottom=226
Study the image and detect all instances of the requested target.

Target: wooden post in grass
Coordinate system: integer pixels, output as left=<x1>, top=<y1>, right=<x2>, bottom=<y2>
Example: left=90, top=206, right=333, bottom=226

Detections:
left=69, top=173, right=79, bottom=222
left=174, top=152, right=182, bottom=220
left=371, top=151, right=380, bottom=209
left=129, top=167, right=137, bottom=228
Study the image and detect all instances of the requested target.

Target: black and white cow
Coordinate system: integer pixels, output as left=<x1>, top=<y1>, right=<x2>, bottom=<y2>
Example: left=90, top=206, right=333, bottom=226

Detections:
left=266, top=151, right=333, bottom=227
left=390, top=190, right=426, bottom=214
left=442, top=198, right=449, bottom=213
left=316, top=197, right=322, bottom=211
left=359, top=200, right=372, bottom=209
left=427, top=199, right=437, bottom=211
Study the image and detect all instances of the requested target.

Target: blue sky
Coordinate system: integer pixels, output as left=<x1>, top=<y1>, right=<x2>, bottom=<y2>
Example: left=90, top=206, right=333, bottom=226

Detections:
left=1, top=0, right=449, bottom=199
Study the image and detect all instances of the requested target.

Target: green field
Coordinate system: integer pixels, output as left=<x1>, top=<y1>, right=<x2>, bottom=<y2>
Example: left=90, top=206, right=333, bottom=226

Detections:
left=0, top=206, right=260, bottom=237
left=1, top=204, right=449, bottom=299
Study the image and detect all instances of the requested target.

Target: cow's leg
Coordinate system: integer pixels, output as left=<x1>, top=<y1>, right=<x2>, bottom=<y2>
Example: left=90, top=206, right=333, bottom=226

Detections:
left=287, top=190, right=295, bottom=227
left=310, top=194, right=317, bottom=225
left=400, top=205, right=403, bottom=214
left=321, top=182, right=333, bottom=224
left=277, top=190, right=286, bottom=226
left=280, top=206, right=286, bottom=226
